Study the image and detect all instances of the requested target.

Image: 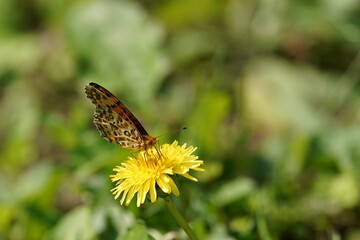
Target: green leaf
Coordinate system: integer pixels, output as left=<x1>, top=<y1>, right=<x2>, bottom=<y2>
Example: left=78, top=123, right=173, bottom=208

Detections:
left=65, top=0, right=169, bottom=106
left=47, top=206, right=96, bottom=240
left=119, top=223, right=149, bottom=240
left=212, top=178, right=255, bottom=207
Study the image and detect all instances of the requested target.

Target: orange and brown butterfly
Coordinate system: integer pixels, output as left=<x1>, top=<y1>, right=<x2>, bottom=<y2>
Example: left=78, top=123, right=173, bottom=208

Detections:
left=85, top=82, right=158, bottom=151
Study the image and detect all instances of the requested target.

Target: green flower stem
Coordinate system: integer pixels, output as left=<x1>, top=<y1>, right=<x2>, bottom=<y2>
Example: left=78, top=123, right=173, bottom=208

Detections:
left=164, top=196, right=199, bottom=240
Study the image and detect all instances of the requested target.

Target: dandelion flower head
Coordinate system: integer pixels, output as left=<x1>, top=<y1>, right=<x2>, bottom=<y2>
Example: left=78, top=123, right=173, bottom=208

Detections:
left=110, top=141, right=204, bottom=207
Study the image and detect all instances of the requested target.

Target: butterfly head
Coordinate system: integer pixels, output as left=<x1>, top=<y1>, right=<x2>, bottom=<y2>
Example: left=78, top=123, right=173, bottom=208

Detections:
left=143, top=135, right=158, bottom=150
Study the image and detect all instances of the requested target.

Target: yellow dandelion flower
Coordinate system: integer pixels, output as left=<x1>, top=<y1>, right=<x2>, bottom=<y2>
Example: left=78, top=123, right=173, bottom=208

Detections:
left=110, top=141, right=204, bottom=207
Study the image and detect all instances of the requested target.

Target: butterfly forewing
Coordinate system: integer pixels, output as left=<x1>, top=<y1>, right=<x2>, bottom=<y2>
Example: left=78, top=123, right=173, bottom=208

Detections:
left=85, top=82, right=157, bottom=150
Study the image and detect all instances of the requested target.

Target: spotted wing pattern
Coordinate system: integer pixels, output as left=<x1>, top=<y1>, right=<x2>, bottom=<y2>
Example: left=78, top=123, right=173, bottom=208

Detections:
left=85, top=82, right=157, bottom=150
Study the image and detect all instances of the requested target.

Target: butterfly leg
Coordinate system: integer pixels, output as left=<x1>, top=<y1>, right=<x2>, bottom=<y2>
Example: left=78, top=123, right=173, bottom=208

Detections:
left=153, top=144, right=163, bottom=159
left=129, top=149, right=148, bottom=160
left=130, top=151, right=138, bottom=159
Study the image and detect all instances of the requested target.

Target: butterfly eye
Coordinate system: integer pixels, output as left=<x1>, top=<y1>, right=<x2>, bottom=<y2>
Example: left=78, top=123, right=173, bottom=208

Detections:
left=124, top=131, right=131, bottom=137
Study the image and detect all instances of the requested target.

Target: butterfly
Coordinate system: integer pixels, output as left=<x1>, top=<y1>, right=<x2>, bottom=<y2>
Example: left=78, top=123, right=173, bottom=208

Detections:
left=85, top=82, right=158, bottom=151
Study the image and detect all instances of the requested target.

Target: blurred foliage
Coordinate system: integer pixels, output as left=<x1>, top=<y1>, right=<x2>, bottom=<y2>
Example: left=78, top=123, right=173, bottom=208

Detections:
left=1, top=0, right=360, bottom=239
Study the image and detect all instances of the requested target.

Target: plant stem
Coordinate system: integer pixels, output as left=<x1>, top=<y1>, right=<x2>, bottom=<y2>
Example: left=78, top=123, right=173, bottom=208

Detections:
left=164, top=196, right=199, bottom=240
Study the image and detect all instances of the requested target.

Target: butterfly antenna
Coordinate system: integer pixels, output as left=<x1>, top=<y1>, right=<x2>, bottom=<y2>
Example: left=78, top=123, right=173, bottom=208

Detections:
left=156, top=127, right=187, bottom=138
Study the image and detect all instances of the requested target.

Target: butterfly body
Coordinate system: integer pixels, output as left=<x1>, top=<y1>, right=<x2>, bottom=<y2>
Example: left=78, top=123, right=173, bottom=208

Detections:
left=85, top=82, right=157, bottom=150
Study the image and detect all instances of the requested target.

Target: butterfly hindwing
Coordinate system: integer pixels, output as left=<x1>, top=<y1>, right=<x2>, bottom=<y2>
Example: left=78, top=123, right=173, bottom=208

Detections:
left=93, top=107, right=141, bottom=148
left=85, top=82, right=157, bottom=150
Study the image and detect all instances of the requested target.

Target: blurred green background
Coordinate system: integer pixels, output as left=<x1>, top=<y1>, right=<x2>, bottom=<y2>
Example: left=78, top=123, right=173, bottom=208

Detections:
left=1, top=0, right=360, bottom=239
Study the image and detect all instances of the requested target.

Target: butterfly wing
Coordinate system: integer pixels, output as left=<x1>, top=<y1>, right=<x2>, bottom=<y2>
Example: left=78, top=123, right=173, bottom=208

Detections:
left=85, top=82, right=149, bottom=149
